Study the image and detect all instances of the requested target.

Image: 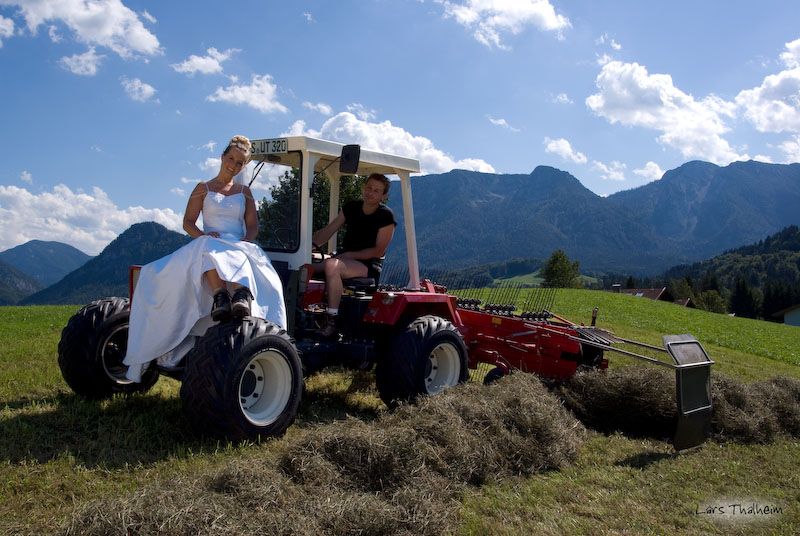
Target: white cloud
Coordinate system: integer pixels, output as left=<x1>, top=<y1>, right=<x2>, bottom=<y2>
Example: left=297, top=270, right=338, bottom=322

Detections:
left=633, top=161, right=664, bottom=182
left=206, top=74, right=288, bottom=114
left=735, top=67, right=800, bottom=133
left=302, top=12, right=314, bottom=23
left=59, top=47, right=105, bottom=75
left=171, top=47, right=237, bottom=76
left=286, top=112, right=495, bottom=174
left=596, top=33, right=621, bottom=50
left=592, top=160, right=626, bottom=181
left=435, top=0, right=570, bottom=49
left=48, top=24, right=60, bottom=42
left=170, top=187, right=185, bottom=197
left=586, top=60, right=747, bottom=165
left=543, top=137, right=587, bottom=164
left=346, top=103, right=376, bottom=121
left=3, top=0, right=161, bottom=58
left=199, top=157, right=219, bottom=171
left=203, top=141, right=216, bottom=152
left=20, top=170, right=32, bottom=184
left=0, top=184, right=182, bottom=255
left=780, top=38, right=800, bottom=68
left=120, top=76, right=158, bottom=102
left=488, top=116, right=520, bottom=132
left=553, top=92, right=572, bottom=104
left=778, top=134, right=800, bottom=163
left=0, top=14, right=14, bottom=46
left=303, top=101, right=333, bottom=115
left=595, top=52, right=612, bottom=66
left=141, top=10, right=156, bottom=24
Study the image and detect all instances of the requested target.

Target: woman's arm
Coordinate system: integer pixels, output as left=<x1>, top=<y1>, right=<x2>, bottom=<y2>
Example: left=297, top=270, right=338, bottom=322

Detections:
left=183, top=183, right=208, bottom=238
left=242, top=186, right=258, bottom=241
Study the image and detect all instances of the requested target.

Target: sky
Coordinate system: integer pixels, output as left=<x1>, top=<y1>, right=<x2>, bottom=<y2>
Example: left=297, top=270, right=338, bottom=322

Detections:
left=1, top=0, right=799, bottom=256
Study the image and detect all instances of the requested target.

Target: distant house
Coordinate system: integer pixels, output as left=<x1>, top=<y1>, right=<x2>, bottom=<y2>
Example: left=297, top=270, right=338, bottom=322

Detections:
left=772, top=304, right=800, bottom=327
left=608, top=284, right=668, bottom=301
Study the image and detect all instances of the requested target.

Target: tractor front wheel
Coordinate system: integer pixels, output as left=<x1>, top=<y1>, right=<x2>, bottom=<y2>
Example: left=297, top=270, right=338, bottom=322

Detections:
left=58, top=297, right=159, bottom=399
left=376, top=315, right=468, bottom=408
left=179, top=318, right=303, bottom=441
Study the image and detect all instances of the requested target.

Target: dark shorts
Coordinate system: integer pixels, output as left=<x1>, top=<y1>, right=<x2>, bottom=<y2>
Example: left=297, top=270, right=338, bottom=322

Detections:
left=356, top=258, right=382, bottom=281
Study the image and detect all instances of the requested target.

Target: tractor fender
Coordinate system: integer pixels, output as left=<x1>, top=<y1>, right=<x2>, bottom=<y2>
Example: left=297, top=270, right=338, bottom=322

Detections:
left=362, top=290, right=460, bottom=327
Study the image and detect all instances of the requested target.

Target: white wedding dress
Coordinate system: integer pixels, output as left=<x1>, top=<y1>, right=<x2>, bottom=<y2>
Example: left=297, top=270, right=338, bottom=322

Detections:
left=123, top=188, right=287, bottom=382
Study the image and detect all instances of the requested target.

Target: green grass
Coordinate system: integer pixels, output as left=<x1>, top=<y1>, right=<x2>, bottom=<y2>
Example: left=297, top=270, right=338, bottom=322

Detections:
left=1, top=299, right=799, bottom=535
left=494, top=270, right=598, bottom=288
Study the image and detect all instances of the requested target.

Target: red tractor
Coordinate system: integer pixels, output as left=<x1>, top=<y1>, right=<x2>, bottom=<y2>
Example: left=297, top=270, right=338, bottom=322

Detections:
left=58, top=137, right=713, bottom=449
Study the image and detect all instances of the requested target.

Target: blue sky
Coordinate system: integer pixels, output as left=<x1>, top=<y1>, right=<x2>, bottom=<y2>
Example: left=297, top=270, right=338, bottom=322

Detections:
left=1, top=0, right=799, bottom=255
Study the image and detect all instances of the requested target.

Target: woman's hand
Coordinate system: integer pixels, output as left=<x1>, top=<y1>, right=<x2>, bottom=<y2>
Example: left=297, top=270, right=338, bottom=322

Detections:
left=205, top=231, right=220, bottom=238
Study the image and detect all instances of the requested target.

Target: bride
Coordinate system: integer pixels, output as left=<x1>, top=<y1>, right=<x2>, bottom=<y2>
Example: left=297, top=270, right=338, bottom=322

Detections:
left=123, top=135, right=287, bottom=382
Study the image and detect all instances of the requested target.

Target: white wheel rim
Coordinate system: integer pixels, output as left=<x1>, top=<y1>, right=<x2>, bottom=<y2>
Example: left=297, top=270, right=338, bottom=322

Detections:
left=238, top=349, right=293, bottom=426
left=424, top=342, right=462, bottom=395
left=101, top=323, right=133, bottom=384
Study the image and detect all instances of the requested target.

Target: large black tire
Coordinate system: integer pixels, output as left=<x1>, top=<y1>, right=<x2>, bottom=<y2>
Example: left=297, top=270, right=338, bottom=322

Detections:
left=179, top=318, right=303, bottom=441
left=375, top=315, right=469, bottom=408
left=57, top=297, right=159, bottom=399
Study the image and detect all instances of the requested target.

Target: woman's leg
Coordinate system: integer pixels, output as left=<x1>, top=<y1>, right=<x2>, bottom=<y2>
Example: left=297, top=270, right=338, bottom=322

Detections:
left=206, top=269, right=250, bottom=318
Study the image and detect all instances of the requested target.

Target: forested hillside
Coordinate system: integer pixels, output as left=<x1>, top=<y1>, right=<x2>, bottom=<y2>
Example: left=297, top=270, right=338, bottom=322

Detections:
left=0, top=240, right=91, bottom=287
left=656, top=226, right=800, bottom=320
left=0, top=258, right=43, bottom=305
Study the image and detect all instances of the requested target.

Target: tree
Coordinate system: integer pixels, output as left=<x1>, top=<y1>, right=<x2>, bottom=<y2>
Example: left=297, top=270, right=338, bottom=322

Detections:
left=256, top=169, right=366, bottom=251
left=667, top=277, right=694, bottom=301
left=694, top=290, right=728, bottom=314
left=625, top=275, right=636, bottom=289
left=762, top=279, right=800, bottom=322
left=541, top=249, right=582, bottom=288
left=729, top=276, right=761, bottom=319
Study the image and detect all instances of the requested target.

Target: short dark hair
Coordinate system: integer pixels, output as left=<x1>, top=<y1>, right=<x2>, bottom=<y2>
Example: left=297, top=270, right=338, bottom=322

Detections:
left=367, top=173, right=390, bottom=194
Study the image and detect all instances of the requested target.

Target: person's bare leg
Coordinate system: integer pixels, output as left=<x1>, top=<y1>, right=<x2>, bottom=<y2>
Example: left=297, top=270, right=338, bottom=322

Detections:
left=205, top=269, right=225, bottom=292
left=323, top=258, right=368, bottom=310
left=205, top=269, right=232, bottom=320
left=316, top=257, right=367, bottom=338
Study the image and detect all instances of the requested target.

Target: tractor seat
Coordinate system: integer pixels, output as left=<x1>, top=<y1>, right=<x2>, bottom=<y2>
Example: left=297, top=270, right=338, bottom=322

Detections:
left=343, top=277, right=376, bottom=291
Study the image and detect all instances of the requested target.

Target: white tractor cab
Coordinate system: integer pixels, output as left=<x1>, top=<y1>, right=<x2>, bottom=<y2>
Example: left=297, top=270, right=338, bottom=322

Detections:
left=246, top=136, right=468, bottom=392
left=250, top=137, right=421, bottom=286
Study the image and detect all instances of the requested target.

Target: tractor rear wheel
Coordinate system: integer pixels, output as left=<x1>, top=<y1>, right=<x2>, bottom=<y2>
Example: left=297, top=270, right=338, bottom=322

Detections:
left=180, top=318, right=303, bottom=441
left=58, top=297, right=159, bottom=399
left=376, top=315, right=468, bottom=408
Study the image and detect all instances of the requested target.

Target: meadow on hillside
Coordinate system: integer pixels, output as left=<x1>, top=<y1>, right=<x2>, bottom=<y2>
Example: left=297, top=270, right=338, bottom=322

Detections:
left=1, top=294, right=798, bottom=535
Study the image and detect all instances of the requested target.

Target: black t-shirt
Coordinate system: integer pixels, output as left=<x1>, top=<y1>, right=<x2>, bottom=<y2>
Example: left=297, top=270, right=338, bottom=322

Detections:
left=341, top=200, right=396, bottom=263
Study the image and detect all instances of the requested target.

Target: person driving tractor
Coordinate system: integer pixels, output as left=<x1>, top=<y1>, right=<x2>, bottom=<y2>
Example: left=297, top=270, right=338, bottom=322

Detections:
left=311, top=173, right=396, bottom=338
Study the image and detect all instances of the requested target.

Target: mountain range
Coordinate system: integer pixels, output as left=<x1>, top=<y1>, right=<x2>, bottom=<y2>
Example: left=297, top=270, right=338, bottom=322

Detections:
left=19, top=222, right=191, bottom=306
left=384, top=160, right=800, bottom=274
left=1, top=159, right=799, bottom=305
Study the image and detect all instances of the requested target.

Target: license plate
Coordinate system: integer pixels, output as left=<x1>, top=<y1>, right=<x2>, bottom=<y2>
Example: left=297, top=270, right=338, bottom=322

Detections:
left=251, top=138, right=288, bottom=155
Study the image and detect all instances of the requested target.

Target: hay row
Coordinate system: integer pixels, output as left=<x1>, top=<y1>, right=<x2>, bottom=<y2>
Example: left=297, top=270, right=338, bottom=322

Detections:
left=555, top=367, right=800, bottom=444
left=66, top=373, right=583, bottom=536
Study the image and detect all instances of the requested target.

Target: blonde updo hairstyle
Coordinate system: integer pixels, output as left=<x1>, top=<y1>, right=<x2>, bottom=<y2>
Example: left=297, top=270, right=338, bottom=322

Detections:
left=223, top=135, right=252, bottom=161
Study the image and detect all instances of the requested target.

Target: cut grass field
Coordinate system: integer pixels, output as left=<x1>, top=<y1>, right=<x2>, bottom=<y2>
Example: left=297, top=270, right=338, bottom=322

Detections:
left=1, top=289, right=799, bottom=535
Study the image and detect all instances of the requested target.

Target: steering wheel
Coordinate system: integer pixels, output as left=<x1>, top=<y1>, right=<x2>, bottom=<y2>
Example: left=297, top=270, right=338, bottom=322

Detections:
left=273, top=227, right=293, bottom=249
left=312, top=241, right=327, bottom=264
